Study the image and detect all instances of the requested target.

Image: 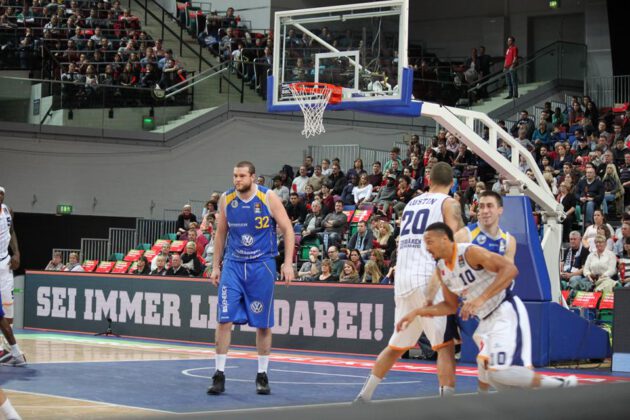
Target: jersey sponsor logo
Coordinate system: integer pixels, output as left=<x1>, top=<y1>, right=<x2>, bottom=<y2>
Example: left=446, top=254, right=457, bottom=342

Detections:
left=254, top=203, right=262, bottom=214
left=231, top=200, right=239, bottom=208
left=499, top=239, right=506, bottom=253
left=241, top=234, right=254, bottom=247
left=476, top=234, right=487, bottom=245
left=250, top=300, right=264, bottom=314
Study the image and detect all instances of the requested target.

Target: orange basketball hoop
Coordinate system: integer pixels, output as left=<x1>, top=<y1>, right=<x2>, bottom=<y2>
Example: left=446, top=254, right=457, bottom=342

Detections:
left=288, top=82, right=342, bottom=138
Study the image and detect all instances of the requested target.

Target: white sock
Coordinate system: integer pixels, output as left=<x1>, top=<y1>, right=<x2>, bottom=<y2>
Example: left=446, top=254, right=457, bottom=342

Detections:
left=357, top=374, right=382, bottom=401
left=439, top=386, right=455, bottom=396
left=0, top=335, right=9, bottom=351
left=10, top=344, right=21, bottom=358
left=258, top=355, right=269, bottom=373
left=1, top=398, right=21, bottom=420
left=539, top=375, right=566, bottom=388
left=215, top=354, right=227, bottom=372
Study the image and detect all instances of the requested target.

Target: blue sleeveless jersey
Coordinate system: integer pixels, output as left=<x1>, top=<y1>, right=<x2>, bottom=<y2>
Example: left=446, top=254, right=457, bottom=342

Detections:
left=466, top=222, right=508, bottom=256
left=223, top=185, right=278, bottom=261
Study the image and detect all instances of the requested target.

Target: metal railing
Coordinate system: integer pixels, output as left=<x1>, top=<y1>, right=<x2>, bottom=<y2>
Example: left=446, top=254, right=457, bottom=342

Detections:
left=52, top=248, right=81, bottom=264
left=108, top=228, right=137, bottom=256
left=163, top=209, right=181, bottom=221
left=585, top=75, right=630, bottom=108
left=131, top=0, right=214, bottom=72
left=80, top=238, right=109, bottom=261
left=136, top=218, right=178, bottom=244
left=189, top=199, right=207, bottom=219
left=469, top=41, right=587, bottom=100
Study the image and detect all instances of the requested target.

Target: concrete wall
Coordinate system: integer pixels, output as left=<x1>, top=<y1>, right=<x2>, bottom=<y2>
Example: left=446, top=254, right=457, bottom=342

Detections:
left=0, top=116, right=417, bottom=218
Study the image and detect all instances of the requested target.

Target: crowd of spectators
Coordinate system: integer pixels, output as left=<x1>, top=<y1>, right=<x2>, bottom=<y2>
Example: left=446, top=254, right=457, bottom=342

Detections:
left=1, top=0, right=190, bottom=108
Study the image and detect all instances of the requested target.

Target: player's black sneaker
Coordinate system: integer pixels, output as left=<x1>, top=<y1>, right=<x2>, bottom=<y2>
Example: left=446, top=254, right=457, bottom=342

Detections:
left=256, top=372, right=271, bottom=395
left=207, top=370, right=225, bottom=395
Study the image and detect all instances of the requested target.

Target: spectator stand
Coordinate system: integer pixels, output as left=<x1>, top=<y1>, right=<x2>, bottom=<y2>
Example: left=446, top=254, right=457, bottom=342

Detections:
left=133, top=0, right=217, bottom=72
left=307, top=144, right=391, bottom=179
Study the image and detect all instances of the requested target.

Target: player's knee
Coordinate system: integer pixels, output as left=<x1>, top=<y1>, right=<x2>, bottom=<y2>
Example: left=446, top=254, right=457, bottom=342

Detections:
left=488, top=366, right=534, bottom=389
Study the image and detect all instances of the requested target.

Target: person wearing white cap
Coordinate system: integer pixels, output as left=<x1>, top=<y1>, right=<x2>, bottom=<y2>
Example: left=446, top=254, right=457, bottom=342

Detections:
left=0, top=186, right=27, bottom=367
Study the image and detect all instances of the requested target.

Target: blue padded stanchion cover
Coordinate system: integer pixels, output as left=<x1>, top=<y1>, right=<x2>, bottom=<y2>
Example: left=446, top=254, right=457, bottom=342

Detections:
left=500, top=196, right=551, bottom=301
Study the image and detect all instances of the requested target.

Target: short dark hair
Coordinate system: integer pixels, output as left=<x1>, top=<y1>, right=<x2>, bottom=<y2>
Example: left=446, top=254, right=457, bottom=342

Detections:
left=425, top=222, right=454, bottom=241
left=508, top=35, right=515, bottom=42
left=235, top=161, right=255, bottom=174
left=289, top=192, right=299, bottom=198
left=479, top=190, right=503, bottom=207
left=399, top=175, right=411, bottom=185
left=373, top=161, right=381, bottom=166
left=429, top=162, right=454, bottom=187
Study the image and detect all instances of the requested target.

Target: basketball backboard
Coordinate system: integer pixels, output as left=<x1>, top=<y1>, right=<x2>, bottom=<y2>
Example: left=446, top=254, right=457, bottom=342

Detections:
left=267, top=0, right=419, bottom=116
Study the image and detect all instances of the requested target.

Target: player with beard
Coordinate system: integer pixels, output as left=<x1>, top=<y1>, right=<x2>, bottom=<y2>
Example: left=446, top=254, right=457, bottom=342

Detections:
left=207, top=162, right=295, bottom=395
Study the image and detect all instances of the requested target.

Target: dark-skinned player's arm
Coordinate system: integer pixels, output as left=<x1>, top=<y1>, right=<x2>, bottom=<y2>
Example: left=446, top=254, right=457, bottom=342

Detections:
left=459, top=245, right=518, bottom=320
left=210, top=194, right=228, bottom=286
left=396, top=268, right=459, bottom=331
left=8, top=208, right=19, bottom=270
left=424, top=197, right=464, bottom=303
left=268, top=190, right=296, bottom=284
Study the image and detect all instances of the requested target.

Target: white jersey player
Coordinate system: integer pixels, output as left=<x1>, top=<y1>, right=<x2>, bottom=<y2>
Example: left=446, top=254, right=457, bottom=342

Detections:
left=356, top=162, right=464, bottom=402
left=397, top=222, right=577, bottom=390
left=0, top=187, right=26, bottom=367
left=454, top=190, right=516, bottom=393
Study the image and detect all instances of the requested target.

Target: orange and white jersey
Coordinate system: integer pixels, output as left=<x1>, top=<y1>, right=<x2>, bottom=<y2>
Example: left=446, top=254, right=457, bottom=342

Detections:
left=437, top=243, right=507, bottom=319
left=394, top=192, right=449, bottom=296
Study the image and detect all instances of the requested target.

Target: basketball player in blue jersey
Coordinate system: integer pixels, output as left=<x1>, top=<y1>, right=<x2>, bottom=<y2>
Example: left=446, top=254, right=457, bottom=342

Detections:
left=397, top=223, right=577, bottom=391
left=207, top=162, right=295, bottom=396
left=454, top=190, right=515, bottom=393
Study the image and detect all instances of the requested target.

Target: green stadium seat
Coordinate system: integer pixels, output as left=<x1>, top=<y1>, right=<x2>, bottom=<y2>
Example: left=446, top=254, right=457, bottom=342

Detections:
left=167, top=233, right=178, bottom=241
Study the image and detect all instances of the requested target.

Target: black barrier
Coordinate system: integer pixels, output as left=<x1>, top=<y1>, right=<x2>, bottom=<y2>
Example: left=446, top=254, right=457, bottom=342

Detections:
left=24, top=271, right=395, bottom=355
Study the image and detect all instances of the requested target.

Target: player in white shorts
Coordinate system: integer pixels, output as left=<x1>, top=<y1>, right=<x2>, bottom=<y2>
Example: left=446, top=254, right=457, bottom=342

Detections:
left=0, top=187, right=26, bottom=367
left=355, top=162, right=464, bottom=401
left=454, top=190, right=516, bottom=393
left=397, top=223, right=577, bottom=390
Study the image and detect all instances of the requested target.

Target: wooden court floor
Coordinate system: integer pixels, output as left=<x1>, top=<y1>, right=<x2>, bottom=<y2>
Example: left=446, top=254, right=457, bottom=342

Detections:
left=4, top=333, right=217, bottom=419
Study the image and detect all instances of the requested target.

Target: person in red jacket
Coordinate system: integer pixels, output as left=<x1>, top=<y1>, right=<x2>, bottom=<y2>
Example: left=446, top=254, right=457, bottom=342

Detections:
left=504, top=36, right=519, bottom=99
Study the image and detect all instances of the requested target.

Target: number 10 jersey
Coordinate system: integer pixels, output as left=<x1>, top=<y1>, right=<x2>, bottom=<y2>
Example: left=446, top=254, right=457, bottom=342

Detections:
left=395, top=192, right=449, bottom=297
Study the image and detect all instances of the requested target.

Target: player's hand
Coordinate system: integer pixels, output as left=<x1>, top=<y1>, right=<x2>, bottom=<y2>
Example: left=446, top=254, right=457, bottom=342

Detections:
left=210, top=268, right=221, bottom=286
left=9, top=255, right=20, bottom=270
left=395, top=310, right=420, bottom=332
left=281, top=263, right=295, bottom=285
left=460, top=297, right=484, bottom=321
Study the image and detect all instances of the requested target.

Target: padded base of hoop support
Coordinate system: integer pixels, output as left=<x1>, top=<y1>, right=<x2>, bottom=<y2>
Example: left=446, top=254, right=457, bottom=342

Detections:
left=267, top=68, right=421, bottom=117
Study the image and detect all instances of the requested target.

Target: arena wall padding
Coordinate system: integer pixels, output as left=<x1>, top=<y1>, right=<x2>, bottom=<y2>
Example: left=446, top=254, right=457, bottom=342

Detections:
left=500, top=196, right=551, bottom=302
left=459, top=302, right=611, bottom=366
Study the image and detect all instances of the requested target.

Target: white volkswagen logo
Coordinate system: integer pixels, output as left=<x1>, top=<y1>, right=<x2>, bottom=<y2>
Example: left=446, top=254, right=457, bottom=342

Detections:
left=241, top=234, right=254, bottom=246
left=250, top=301, right=264, bottom=314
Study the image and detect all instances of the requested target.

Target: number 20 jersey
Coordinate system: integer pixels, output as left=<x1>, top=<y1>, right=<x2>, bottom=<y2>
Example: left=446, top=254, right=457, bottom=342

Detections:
left=395, top=192, right=449, bottom=297
left=223, top=185, right=278, bottom=262
left=437, top=243, right=506, bottom=319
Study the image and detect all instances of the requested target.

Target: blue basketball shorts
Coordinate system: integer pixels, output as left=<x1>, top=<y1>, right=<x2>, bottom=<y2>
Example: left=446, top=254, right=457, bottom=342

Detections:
left=217, top=258, right=276, bottom=328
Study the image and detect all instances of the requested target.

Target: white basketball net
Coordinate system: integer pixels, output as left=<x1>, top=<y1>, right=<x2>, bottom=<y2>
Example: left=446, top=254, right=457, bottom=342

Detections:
left=289, top=84, right=333, bottom=139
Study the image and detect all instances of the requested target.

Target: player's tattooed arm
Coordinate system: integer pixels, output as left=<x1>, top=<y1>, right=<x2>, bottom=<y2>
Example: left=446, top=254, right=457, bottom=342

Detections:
left=450, top=200, right=465, bottom=231
left=443, top=197, right=464, bottom=232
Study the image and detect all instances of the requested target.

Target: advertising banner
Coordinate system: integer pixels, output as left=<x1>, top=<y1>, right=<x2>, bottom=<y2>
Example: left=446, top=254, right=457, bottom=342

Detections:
left=24, top=272, right=395, bottom=355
